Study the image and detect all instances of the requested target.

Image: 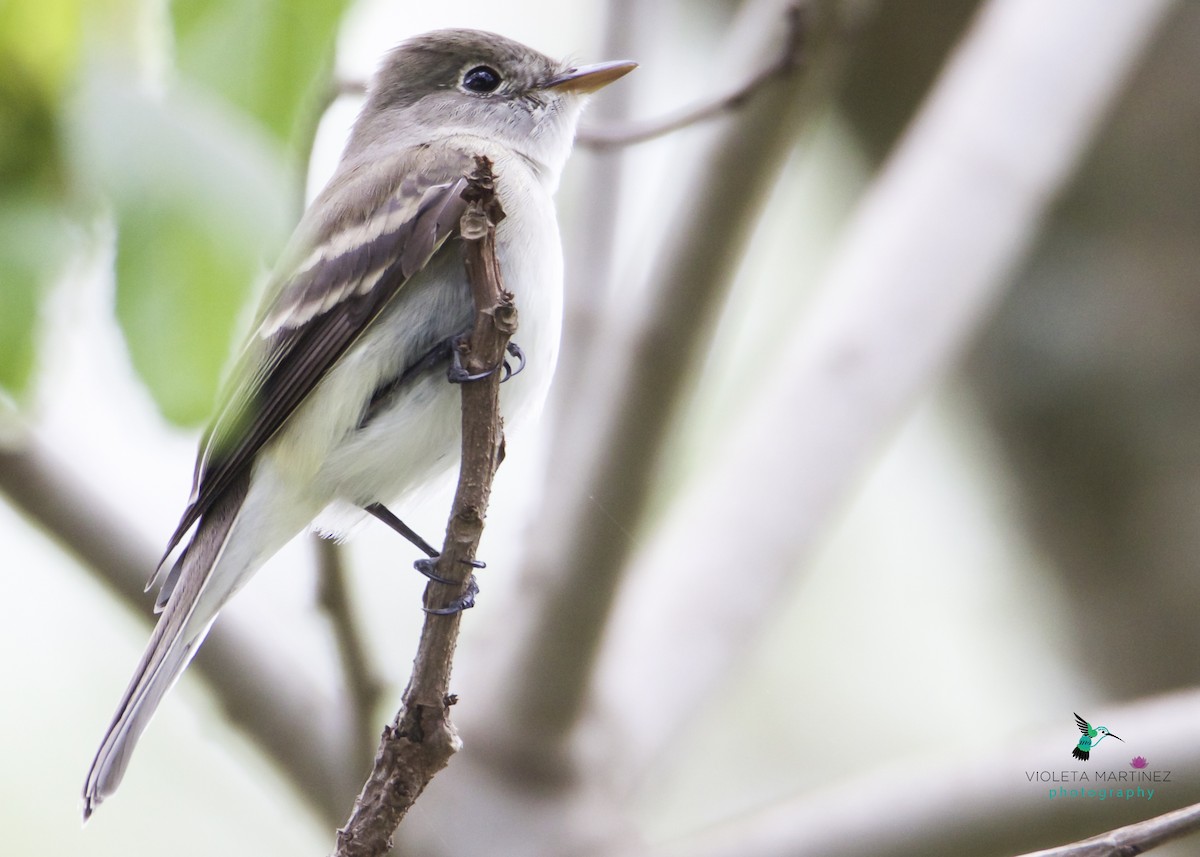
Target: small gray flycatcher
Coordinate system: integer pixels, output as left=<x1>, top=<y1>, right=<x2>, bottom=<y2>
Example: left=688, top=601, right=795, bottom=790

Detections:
left=83, top=28, right=635, bottom=818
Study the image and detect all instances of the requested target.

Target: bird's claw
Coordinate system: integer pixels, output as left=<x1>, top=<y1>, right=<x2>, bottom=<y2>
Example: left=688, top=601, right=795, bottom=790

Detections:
left=446, top=339, right=525, bottom=384
left=500, top=342, right=525, bottom=382
left=414, top=556, right=485, bottom=613
left=413, top=557, right=456, bottom=585
left=423, top=574, right=480, bottom=615
left=447, top=348, right=493, bottom=383
left=413, top=556, right=484, bottom=581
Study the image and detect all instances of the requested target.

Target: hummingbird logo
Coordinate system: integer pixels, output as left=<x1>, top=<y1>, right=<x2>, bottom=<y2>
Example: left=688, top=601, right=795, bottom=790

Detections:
left=1071, top=712, right=1123, bottom=761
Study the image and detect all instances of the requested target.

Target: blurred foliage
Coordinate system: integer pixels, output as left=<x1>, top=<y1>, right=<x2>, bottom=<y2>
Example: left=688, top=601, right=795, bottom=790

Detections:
left=69, top=69, right=294, bottom=423
left=0, top=0, right=80, bottom=396
left=0, top=0, right=350, bottom=423
left=172, top=0, right=351, bottom=154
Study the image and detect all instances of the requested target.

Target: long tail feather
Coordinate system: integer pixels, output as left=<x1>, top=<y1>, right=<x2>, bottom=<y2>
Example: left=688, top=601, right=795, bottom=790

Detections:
left=82, top=479, right=247, bottom=819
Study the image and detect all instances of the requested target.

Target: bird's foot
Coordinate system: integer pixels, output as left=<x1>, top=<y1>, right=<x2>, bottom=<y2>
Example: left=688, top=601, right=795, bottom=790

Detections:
left=413, top=555, right=486, bottom=584
left=447, top=339, right=525, bottom=383
left=415, top=558, right=483, bottom=614
left=415, top=556, right=484, bottom=609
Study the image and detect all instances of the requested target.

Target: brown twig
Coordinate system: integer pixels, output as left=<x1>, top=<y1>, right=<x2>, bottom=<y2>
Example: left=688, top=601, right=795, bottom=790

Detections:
left=1015, top=802, right=1200, bottom=857
left=576, top=1, right=808, bottom=148
left=331, top=156, right=513, bottom=857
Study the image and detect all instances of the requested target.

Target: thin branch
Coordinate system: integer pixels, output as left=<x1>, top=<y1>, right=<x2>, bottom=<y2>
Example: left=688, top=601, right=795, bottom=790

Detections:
left=550, top=0, right=644, bottom=410
left=576, top=3, right=807, bottom=148
left=335, top=79, right=367, bottom=98
left=0, top=436, right=358, bottom=824
left=1017, top=803, right=1200, bottom=857
left=331, top=157, right=513, bottom=857
left=315, top=536, right=385, bottom=774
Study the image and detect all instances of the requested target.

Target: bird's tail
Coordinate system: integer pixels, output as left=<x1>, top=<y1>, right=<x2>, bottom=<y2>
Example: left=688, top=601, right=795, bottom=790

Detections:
left=82, top=482, right=247, bottom=820
left=1072, top=747, right=1089, bottom=761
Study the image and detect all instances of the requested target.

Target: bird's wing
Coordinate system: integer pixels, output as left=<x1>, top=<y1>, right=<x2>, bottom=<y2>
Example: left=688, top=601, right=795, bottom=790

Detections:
left=1074, top=712, right=1092, bottom=735
left=150, top=147, right=475, bottom=585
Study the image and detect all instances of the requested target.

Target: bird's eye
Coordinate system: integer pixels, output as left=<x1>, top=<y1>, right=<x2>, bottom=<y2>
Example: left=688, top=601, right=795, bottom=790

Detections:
left=462, top=65, right=502, bottom=93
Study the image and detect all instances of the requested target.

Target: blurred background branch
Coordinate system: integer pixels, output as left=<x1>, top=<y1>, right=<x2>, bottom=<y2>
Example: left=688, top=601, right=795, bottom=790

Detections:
left=470, top=0, right=837, bottom=778
left=590, top=0, right=1176, bottom=788
left=0, top=435, right=357, bottom=824
left=651, top=689, right=1200, bottom=857
left=315, top=536, right=384, bottom=777
left=575, top=1, right=808, bottom=149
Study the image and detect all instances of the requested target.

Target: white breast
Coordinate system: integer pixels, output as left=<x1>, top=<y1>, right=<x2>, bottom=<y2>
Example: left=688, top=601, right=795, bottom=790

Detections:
left=261, top=146, right=563, bottom=536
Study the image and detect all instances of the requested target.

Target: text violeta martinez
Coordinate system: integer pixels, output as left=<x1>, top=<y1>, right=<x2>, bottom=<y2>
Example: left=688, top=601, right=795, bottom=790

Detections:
left=1026, top=769, right=1171, bottom=783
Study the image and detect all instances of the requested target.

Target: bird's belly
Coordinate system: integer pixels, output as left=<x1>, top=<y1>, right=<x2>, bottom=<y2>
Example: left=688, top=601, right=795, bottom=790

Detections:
left=308, top=346, right=553, bottom=538
left=326, top=367, right=464, bottom=505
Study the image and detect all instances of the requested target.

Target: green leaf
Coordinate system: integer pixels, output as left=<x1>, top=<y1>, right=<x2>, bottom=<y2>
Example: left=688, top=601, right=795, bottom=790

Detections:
left=171, top=0, right=352, bottom=152
left=0, top=0, right=82, bottom=99
left=113, top=201, right=251, bottom=424
left=0, top=59, right=63, bottom=197
left=0, top=0, right=80, bottom=398
left=0, top=202, right=66, bottom=396
left=67, top=68, right=291, bottom=425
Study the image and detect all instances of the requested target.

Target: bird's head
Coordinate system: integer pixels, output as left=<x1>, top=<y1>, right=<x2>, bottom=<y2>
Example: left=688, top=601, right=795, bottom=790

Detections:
left=349, top=29, right=636, bottom=185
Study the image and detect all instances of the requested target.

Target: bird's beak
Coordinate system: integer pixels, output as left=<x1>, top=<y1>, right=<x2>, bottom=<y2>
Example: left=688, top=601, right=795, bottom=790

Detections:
left=543, top=60, right=638, bottom=94
left=1110, top=733, right=1125, bottom=742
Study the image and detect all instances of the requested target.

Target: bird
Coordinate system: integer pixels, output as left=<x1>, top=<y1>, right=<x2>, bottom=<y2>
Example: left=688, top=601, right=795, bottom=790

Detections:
left=1071, top=712, right=1123, bottom=760
left=82, top=28, right=636, bottom=819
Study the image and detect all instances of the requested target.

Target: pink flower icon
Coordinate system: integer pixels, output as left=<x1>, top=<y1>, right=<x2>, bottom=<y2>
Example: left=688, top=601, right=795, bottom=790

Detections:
left=1131, top=756, right=1148, bottom=769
